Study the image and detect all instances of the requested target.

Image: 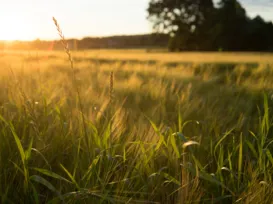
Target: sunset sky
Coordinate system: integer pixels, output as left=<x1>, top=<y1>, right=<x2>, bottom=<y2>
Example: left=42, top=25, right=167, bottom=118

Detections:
left=0, top=0, right=272, bottom=41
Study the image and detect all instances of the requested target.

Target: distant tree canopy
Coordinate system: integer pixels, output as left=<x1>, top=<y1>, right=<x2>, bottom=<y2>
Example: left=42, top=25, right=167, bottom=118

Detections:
left=148, top=0, right=273, bottom=51
left=0, top=34, right=169, bottom=51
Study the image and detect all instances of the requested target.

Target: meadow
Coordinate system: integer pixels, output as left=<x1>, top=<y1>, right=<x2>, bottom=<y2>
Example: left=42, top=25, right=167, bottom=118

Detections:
left=1, top=48, right=273, bottom=203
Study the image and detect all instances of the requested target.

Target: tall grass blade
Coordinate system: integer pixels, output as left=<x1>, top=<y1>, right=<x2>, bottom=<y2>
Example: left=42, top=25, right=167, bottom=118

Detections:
left=60, top=164, right=80, bottom=189
left=238, top=133, right=243, bottom=188
left=30, top=175, right=62, bottom=199
left=33, top=168, right=72, bottom=183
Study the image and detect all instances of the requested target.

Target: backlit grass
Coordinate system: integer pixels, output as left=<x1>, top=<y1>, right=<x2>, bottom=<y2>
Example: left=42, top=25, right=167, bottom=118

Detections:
left=0, top=48, right=273, bottom=203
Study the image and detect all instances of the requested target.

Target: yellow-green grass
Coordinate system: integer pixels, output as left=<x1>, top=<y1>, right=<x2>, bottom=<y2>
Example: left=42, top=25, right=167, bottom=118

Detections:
left=0, top=50, right=273, bottom=203
left=3, top=49, right=273, bottom=63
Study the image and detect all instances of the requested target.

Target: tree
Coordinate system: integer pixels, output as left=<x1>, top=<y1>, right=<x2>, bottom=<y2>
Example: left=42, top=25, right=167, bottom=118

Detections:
left=147, top=0, right=273, bottom=52
left=215, top=0, right=248, bottom=50
left=245, top=16, right=273, bottom=51
left=147, top=0, right=214, bottom=51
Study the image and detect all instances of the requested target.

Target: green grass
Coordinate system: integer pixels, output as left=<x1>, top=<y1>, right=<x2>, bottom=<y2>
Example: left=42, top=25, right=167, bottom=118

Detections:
left=1, top=48, right=273, bottom=203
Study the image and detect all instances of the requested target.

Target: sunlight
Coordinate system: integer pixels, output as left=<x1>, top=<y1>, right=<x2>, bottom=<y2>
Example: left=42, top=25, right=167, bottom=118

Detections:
left=0, top=9, right=35, bottom=41
left=0, top=20, right=35, bottom=41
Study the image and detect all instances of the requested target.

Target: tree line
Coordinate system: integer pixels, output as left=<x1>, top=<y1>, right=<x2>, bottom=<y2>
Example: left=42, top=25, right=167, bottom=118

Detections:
left=148, top=0, right=273, bottom=51
left=0, top=34, right=168, bottom=51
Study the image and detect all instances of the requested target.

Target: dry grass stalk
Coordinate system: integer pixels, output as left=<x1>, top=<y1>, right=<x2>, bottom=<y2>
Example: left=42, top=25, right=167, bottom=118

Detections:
left=52, top=17, right=89, bottom=150
left=109, top=71, right=114, bottom=105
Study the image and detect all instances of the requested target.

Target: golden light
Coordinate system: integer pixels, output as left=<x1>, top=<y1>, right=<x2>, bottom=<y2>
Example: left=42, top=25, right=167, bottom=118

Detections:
left=0, top=12, right=35, bottom=41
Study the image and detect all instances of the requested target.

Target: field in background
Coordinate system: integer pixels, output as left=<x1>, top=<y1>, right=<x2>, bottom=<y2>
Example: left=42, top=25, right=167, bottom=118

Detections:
left=1, top=50, right=273, bottom=203
left=3, top=49, right=273, bottom=63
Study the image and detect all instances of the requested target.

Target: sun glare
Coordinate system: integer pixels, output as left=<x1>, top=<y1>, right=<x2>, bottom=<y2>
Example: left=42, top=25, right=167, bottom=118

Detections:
left=0, top=11, right=36, bottom=41
left=0, top=22, right=34, bottom=41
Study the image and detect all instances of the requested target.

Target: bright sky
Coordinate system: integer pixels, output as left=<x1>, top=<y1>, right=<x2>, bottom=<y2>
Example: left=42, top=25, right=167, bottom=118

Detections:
left=0, top=0, right=272, bottom=41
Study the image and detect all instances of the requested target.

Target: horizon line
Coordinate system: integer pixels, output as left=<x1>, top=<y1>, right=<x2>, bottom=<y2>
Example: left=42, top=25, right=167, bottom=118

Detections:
left=0, top=32, right=164, bottom=42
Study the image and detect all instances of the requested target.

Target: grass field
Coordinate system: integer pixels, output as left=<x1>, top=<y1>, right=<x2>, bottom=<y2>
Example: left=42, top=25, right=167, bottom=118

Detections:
left=1, top=49, right=273, bottom=203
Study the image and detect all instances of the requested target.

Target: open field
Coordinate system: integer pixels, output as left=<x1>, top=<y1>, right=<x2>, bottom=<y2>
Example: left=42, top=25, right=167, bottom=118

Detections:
left=1, top=50, right=273, bottom=203
left=3, top=49, right=273, bottom=64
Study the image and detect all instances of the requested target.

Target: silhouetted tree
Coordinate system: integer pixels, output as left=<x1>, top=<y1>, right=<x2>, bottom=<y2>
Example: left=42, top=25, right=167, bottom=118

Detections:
left=147, top=0, right=214, bottom=51
left=148, top=0, right=273, bottom=52
left=214, top=0, right=248, bottom=50
left=245, top=16, right=273, bottom=51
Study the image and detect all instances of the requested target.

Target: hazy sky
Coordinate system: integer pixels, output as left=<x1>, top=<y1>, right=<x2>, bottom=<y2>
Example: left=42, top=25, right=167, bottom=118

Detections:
left=0, top=0, right=272, bottom=41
